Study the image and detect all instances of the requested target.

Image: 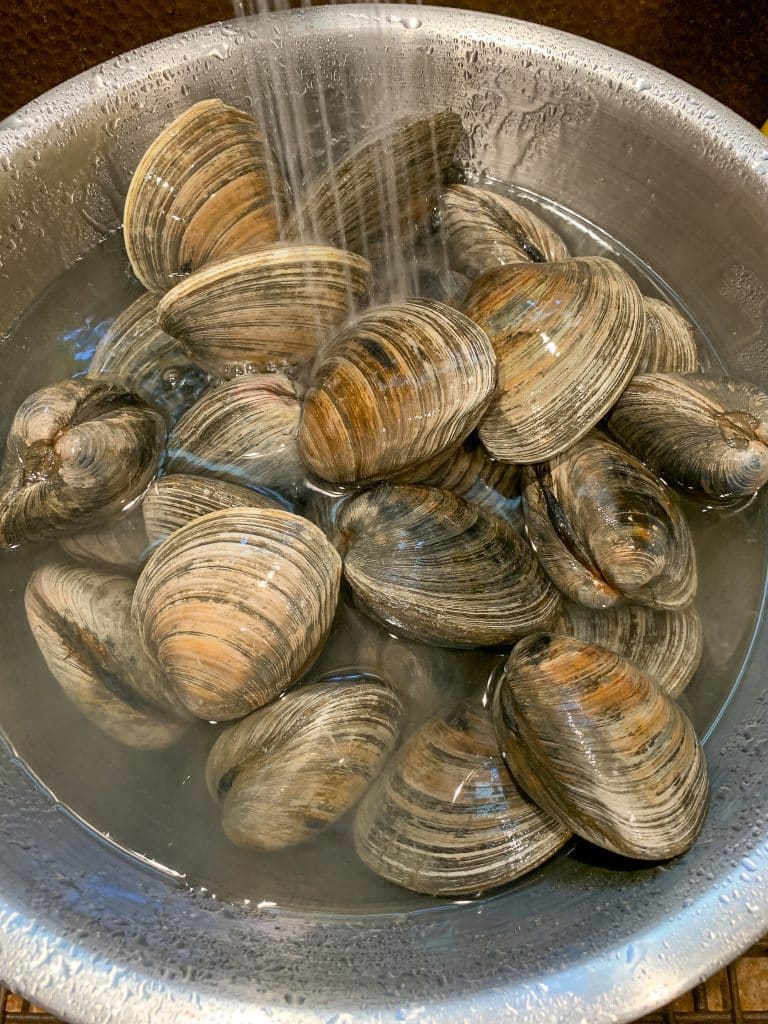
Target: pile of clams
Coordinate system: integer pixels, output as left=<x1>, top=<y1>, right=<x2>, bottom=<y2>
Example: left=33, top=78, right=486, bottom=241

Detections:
left=5, top=98, right=768, bottom=899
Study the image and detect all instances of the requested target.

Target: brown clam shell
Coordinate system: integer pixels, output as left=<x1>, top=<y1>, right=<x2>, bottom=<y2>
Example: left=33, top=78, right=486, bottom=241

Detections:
left=638, top=298, right=698, bottom=375
left=61, top=503, right=150, bottom=575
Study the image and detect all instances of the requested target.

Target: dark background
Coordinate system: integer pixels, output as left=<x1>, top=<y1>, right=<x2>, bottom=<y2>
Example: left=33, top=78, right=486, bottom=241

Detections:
left=1, top=0, right=768, bottom=126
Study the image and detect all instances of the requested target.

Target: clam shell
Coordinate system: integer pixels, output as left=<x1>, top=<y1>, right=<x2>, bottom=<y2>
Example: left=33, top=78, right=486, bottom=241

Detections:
left=337, top=483, right=560, bottom=647
left=206, top=672, right=403, bottom=851
left=607, top=372, right=768, bottom=498
left=132, top=508, right=342, bottom=720
left=494, top=633, right=710, bottom=860
left=639, top=298, right=698, bottom=374
left=61, top=503, right=149, bottom=575
left=556, top=601, right=703, bottom=698
left=0, top=379, right=165, bottom=548
left=157, top=245, right=372, bottom=378
left=165, top=373, right=303, bottom=498
left=440, top=185, right=569, bottom=279
left=143, top=473, right=284, bottom=547
left=124, top=99, right=289, bottom=293
left=523, top=431, right=696, bottom=610
left=354, top=699, right=571, bottom=895
left=25, top=563, right=186, bottom=748
left=298, top=299, right=497, bottom=484
left=463, top=256, right=645, bottom=463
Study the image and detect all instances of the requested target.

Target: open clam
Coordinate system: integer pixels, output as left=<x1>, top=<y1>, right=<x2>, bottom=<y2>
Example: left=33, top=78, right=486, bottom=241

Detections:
left=124, top=99, right=289, bottom=293
left=607, top=372, right=768, bottom=498
left=638, top=298, right=698, bottom=375
left=133, top=508, right=341, bottom=720
left=206, top=671, right=403, bottom=851
left=493, top=633, right=710, bottom=860
left=354, top=698, right=570, bottom=895
left=61, top=503, right=149, bottom=575
left=523, top=431, right=696, bottom=610
left=0, top=379, right=165, bottom=548
left=463, top=256, right=645, bottom=463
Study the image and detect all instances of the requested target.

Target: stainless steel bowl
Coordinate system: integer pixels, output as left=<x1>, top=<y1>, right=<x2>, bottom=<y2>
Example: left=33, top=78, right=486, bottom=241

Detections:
left=1, top=6, right=768, bottom=1022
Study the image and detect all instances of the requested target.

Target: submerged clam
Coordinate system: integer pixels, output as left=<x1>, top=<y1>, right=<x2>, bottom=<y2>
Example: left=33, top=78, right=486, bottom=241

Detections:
left=157, top=245, right=372, bottom=377
left=440, top=184, right=569, bottom=279
left=298, top=299, right=497, bottom=483
left=124, top=99, right=289, bottom=293
left=61, top=503, right=149, bottom=575
left=638, top=298, right=698, bottom=375
left=607, top=372, right=768, bottom=498
left=337, top=483, right=560, bottom=647
left=354, top=698, right=571, bottom=895
left=0, top=379, right=165, bottom=548
left=523, top=431, right=696, bottom=610
left=493, top=633, right=710, bottom=860
left=133, top=508, right=341, bottom=720
left=463, top=256, right=645, bottom=463
left=206, top=672, right=403, bottom=850
left=26, top=563, right=187, bottom=748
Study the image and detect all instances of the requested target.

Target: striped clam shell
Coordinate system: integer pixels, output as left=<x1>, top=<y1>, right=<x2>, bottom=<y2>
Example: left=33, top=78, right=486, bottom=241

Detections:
left=165, top=373, right=303, bottom=499
left=0, top=379, right=165, bottom=549
left=493, top=633, right=710, bottom=860
left=464, top=256, right=645, bottom=463
left=337, top=484, right=560, bottom=647
left=143, top=473, right=284, bottom=547
left=61, top=503, right=150, bottom=575
left=440, top=184, right=569, bottom=279
left=132, top=508, right=341, bottom=720
left=298, top=299, right=497, bottom=484
left=523, top=431, right=696, bottom=611
left=26, top=563, right=187, bottom=748
left=206, top=671, right=403, bottom=851
left=607, top=372, right=768, bottom=499
left=638, top=298, right=698, bottom=375
left=124, top=99, right=289, bottom=293
left=157, top=245, right=372, bottom=378
left=354, top=699, right=571, bottom=895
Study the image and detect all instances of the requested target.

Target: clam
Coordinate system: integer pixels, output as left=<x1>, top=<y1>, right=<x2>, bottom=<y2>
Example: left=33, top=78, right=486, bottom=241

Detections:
left=354, top=698, right=571, bottom=895
left=133, top=508, right=341, bottom=720
left=606, top=372, right=768, bottom=498
left=206, top=672, right=403, bottom=850
left=493, top=633, right=710, bottom=860
left=556, top=601, right=703, bottom=698
left=25, top=563, right=187, bottom=748
left=298, top=299, right=497, bottom=483
left=523, top=431, right=696, bottom=610
left=157, top=245, right=372, bottom=378
left=440, top=184, right=569, bottom=279
left=0, top=379, right=165, bottom=548
left=284, top=112, right=463, bottom=257
left=638, top=298, right=698, bottom=374
left=89, top=292, right=210, bottom=423
left=143, top=473, right=284, bottom=547
left=337, top=483, right=560, bottom=647
left=124, top=99, right=289, bottom=293
left=61, top=503, right=149, bottom=575
left=463, top=257, right=645, bottom=463
left=165, top=373, right=303, bottom=498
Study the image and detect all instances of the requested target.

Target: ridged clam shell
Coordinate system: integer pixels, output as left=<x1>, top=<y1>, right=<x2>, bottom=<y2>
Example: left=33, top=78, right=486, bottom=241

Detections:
left=607, top=372, right=768, bottom=498
left=206, top=672, right=403, bottom=850
left=298, top=299, right=497, bottom=483
left=284, top=112, right=462, bottom=257
left=165, top=373, right=303, bottom=498
left=0, top=379, right=165, bottom=548
left=143, top=473, right=284, bottom=547
left=337, top=484, right=560, bottom=647
left=124, top=99, right=289, bottom=293
left=157, top=245, right=372, bottom=377
left=494, top=633, right=710, bottom=860
left=440, top=185, right=569, bottom=279
left=556, top=601, right=703, bottom=698
left=354, top=699, right=571, bottom=895
left=26, top=563, right=186, bottom=748
left=463, top=257, right=645, bottom=463
left=61, top=503, right=149, bottom=575
left=523, top=431, right=696, bottom=610
left=132, top=508, right=342, bottom=720
left=638, top=298, right=698, bottom=374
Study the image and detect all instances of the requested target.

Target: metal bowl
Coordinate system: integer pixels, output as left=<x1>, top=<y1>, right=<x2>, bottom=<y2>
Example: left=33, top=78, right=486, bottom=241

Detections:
left=1, top=6, right=768, bottom=1022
